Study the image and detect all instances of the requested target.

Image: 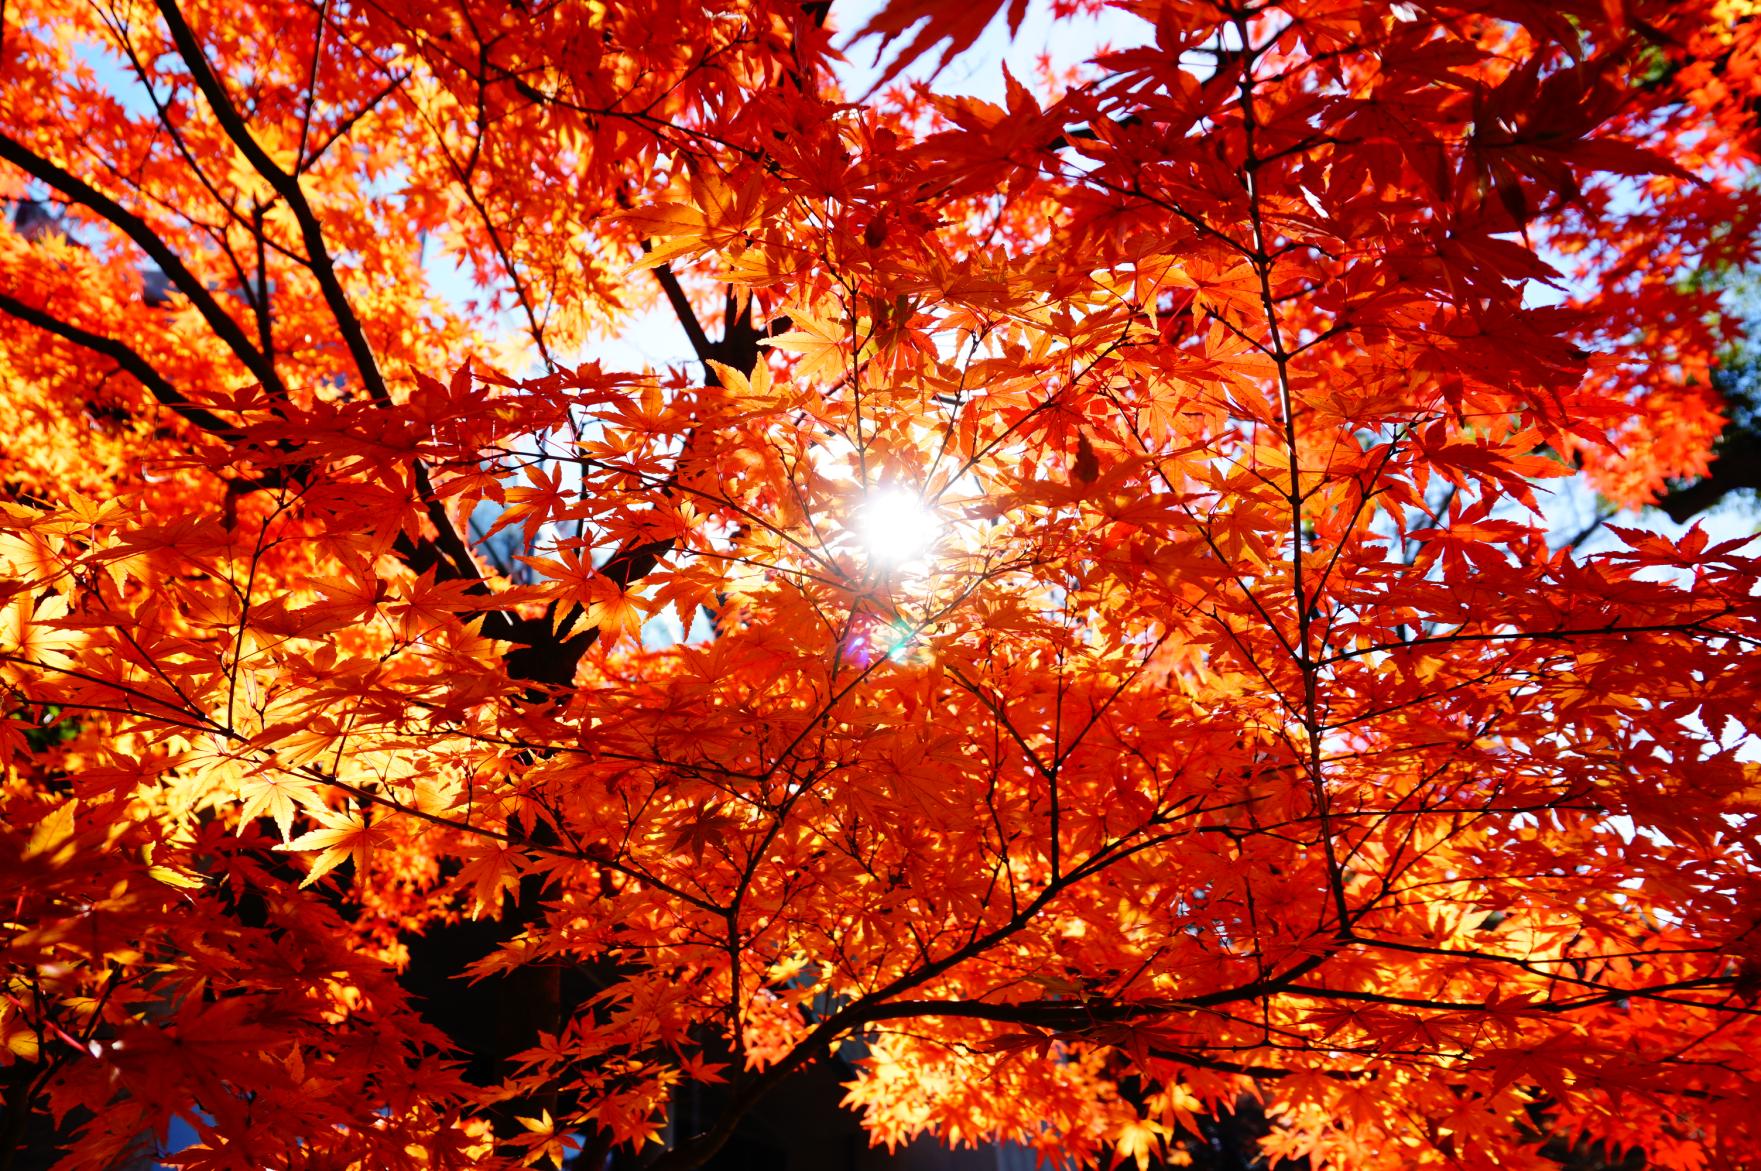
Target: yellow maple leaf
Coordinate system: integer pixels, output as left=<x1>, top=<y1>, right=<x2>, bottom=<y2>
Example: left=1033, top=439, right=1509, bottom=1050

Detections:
left=514, top=1109, right=574, bottom=1169
left=238, top=771, right=318, bottom=842
left=23, top=798, right=79, bottom=864
left=1112, top=1118, right=1168, bottom=1171
left=143, top=841, right=207, bottom=890
left=278, top=806, right=392, bottom=887
left=761, top=310, right=848, bottom=385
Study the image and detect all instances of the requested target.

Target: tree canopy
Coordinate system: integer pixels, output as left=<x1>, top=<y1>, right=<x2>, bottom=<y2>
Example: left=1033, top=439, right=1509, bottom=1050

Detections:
left=4, top=0, right=1761, bottom=1168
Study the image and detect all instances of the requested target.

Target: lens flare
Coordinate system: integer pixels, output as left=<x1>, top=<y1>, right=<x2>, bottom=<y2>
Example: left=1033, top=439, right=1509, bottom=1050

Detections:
left=859, top=489, right=943, bottom=566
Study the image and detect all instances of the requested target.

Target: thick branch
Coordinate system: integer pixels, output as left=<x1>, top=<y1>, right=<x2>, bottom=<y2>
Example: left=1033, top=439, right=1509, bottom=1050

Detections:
left=153, top=0, right=388, bottom=405
left=0, top=130, right=282, bottom=396
left=151, top=0, right=502, bottom=589
left=0, top=290, right=236, bottom=436
left=1658, top=427, right=1761, bottom=523
left=652, top=261, right=716, bottom=369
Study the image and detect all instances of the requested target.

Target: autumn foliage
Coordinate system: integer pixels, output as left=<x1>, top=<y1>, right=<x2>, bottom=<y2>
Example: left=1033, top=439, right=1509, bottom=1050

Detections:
left=5, top=0, right=1761, bottom=1168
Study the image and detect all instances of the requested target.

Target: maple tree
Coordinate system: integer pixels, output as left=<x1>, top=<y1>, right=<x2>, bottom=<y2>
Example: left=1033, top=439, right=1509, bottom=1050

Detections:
left=4, top=0, right=1761, bottom=1168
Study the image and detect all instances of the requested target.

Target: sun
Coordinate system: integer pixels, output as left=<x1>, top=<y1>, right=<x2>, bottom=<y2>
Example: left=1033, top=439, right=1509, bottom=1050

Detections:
left=858, top=489, right=944, bottom=567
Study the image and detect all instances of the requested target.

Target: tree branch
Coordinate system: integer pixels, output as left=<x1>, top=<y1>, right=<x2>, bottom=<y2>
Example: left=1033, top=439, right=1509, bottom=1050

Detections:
left=0, top=130, right=282, bottom=396
left=153, top=0, right=387, bottom=405
left=0, top=289, right=237, bottom=437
